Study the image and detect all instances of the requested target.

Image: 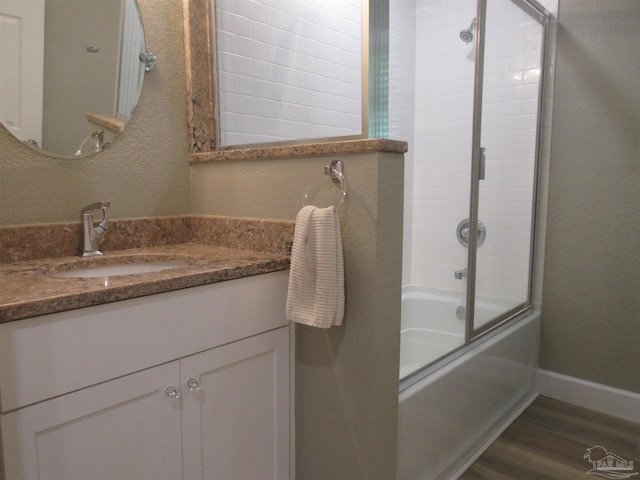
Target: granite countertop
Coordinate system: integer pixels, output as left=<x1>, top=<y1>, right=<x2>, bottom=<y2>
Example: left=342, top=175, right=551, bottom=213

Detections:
left=0, top=243, right=290, bottom=323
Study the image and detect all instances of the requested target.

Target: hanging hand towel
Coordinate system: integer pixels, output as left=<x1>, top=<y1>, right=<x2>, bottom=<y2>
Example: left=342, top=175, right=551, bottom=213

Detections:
left=286, top=205, right=345, bottom=328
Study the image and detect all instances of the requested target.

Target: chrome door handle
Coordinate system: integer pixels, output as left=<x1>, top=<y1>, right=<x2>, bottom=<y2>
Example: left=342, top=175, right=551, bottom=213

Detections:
left=479, top=147, right=486, bottom=180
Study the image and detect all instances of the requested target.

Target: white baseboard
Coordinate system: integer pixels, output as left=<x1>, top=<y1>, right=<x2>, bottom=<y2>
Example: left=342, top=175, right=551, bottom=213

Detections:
left=537, top=369, right=640, bottom=424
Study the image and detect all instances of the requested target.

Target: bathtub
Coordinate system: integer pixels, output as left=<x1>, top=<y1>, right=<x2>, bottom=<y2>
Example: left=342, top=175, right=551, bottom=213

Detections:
left=397, top=288, right=540, bottom=480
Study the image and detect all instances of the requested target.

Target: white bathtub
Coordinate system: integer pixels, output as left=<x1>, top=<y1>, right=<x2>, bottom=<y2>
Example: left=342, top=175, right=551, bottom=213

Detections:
left=397, top=288, right=540, bottom=480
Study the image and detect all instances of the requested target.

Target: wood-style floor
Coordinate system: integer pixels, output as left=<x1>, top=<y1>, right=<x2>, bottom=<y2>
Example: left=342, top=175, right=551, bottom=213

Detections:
left=458, top=395, right=640, bottom=480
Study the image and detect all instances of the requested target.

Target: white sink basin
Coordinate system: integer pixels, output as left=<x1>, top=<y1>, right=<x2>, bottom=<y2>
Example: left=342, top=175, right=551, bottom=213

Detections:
left=50, top=262, right=186, bottom=278
left=47, top=255, right=189, bottom=279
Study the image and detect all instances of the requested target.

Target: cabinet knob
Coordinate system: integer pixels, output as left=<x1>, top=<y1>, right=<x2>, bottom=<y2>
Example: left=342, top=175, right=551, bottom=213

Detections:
left=165, top=386, right=181, bottom=399
left=187, top=377, right=201, bottom=391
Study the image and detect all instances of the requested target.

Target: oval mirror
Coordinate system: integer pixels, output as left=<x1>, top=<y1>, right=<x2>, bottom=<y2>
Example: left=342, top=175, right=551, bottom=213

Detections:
left=0, top=0, right=147, bottom=158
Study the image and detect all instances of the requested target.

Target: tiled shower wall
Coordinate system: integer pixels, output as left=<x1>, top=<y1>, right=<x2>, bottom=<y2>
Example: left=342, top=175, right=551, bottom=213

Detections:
left=389, top=0, right=417, bottom=288
left=394, top=0, right=546, bottom=303
left=215, top=0, right=362, bottom=147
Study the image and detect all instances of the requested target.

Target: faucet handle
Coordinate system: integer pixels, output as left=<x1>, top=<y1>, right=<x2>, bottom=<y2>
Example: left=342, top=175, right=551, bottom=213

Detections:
left=81, top=201, right=110, bottom=232
left=81, top=201, right=110, bottom=216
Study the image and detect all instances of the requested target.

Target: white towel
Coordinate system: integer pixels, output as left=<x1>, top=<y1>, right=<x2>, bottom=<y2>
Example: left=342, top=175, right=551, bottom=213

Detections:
left=286, top=205, right=345, bottom=328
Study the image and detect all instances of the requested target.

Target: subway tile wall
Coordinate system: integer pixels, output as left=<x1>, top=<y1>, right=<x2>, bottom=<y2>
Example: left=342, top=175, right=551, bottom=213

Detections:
left=393, top=0, right=545, bottom=303
left=215, top=0, right=362, bottom=147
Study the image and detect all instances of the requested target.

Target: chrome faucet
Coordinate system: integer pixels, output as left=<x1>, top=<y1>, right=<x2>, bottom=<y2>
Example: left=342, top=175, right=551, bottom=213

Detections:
left=75, top=129, right=104, bottom=156
left=81, top=202, right=110, bottom=257
left=454, top=268, right=467, bottom=280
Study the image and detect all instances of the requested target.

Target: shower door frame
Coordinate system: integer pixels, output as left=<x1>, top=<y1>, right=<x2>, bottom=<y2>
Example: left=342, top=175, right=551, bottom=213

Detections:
left=465, top=0, right=551, bottom=343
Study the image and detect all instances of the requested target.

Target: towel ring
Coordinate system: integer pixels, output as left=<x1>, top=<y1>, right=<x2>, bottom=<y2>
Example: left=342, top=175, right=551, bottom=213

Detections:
left=302, top=160, right=347, bottom=207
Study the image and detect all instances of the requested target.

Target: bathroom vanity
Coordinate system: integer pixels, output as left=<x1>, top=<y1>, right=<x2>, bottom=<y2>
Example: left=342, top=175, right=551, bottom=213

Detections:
left=0, top=226, right=292, bottom=480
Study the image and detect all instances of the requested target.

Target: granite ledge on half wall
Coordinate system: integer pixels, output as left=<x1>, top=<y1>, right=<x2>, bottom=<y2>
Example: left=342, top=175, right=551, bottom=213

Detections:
left=188, top=138, right=409, bottom=163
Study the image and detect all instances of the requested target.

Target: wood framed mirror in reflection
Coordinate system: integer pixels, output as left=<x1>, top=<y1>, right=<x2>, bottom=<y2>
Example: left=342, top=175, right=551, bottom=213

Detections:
left=0, top=0, right=149, bottom=159
left=182, top=0, right=370, bottom=156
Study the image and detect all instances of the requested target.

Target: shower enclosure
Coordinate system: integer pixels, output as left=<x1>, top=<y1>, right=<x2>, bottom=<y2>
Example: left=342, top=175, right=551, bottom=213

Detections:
left=394, top=0, right=552, bottom=383
left=394, top=1, right=555, bottom=477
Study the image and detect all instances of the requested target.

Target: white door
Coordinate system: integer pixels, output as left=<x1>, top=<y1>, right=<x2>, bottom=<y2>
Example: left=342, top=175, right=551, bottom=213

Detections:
left=181, top=327, right=290, bottom=480
left=1, top=362, right=183, bottom=480
left=0, top=0, right=44, bottom=146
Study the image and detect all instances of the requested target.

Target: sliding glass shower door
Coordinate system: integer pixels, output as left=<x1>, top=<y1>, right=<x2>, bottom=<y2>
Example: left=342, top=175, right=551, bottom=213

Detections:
left=467, top=0, right=549, bottom=339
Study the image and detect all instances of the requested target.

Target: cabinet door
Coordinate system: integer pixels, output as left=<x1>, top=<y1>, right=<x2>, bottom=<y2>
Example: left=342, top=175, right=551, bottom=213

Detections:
left=1, top=362, right=183, bottom=480
left=181, top=327, right=290, bottom=480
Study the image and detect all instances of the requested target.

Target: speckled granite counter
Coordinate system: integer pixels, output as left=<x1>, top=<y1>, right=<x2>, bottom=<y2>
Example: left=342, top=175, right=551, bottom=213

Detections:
left=0, top=216, right=293, bottom=323
left=0, top=243, right=289, bottom=323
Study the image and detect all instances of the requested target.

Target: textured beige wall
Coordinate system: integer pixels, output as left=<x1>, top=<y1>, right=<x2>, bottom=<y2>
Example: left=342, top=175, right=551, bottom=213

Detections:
left=192, top=152, right=404, bottom=479
left=540, top=0, right=640, bottom=393
left=0, top=0, right=190, bottom=226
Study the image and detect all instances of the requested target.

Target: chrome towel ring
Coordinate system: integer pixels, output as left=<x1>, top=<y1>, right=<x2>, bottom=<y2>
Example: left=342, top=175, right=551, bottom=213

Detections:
left=302, top=160, right=347, bottom=207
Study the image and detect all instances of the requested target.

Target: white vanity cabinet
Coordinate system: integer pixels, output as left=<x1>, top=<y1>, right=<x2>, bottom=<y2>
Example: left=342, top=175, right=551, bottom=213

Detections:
left=0, top=271, right=291, bottom=480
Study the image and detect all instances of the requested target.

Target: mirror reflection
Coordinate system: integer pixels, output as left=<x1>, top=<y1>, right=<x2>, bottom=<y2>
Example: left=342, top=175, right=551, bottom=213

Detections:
left=0, top=0, right=146, bottom=158
left=214, top=0, right=364, bottom=148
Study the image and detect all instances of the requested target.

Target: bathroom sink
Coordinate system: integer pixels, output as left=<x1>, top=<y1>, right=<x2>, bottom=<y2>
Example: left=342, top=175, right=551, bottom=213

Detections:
left=46, top=254, right=190, bottom=279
